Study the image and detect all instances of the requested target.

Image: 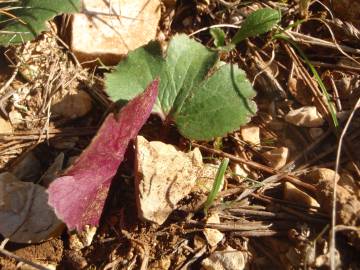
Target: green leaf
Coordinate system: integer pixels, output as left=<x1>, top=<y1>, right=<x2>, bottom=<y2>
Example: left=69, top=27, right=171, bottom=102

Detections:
left=203, top=158, right=229, bottom=214
left=231, top=8, right=281, bottom=45
left=210, top=27, right=226, bottom=47
left=106, top=34, right=257, bottom=140
left=0, top=0, right=81, bottom=45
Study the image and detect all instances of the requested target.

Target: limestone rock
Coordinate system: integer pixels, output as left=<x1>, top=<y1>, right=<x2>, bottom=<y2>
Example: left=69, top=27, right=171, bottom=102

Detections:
left=203, top=213, right=224, bottom=247
left=285, top=106, right=324, bottom=127
left=135, top=136, right=203, bottom=225
left=69, top=0, right=161, bottom=65
left=8, top=110, right=23, bottom=125
left=51, top=90, right=92, bottom=119
left=232, top=163, right=248, bottom=182
left=240, top=125, right=260, bottom=145
left=69, top=226, right=97, bottom=251
left=202, top=246, right=247, bottom=270
left=263, top=147, right=289, bottom=170
left=284, top=182, right=320, bottom=208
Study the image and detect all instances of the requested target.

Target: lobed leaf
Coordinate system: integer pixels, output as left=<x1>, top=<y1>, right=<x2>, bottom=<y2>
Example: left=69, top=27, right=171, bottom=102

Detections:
left=0, top=0, right=81, bottom=45
left=106, top=34, right=257, bottom=140
left=47, top=80, right=159, bottom=231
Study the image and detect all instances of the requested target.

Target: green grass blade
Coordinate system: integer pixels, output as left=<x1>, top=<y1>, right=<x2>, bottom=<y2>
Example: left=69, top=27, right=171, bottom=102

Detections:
left=274, top=34, right=339, bottom=129
left=203, top=158, right=229, bottom=214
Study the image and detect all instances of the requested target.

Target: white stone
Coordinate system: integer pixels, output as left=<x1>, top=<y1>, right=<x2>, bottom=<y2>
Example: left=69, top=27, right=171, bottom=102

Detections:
left=284, top=182, right=320, bottom=208
left=69, top=0, right=161, bottom=65
left=233, top=164, right=248, bottom=179
left=69, top=225, right=97, bottom=250
left=202, top=246, right=246, bottom=270
left=203, top=213, right=224, bottom=247
left=51, top=90, right=92, bottom=119
left=262, top=147, right=289, bottom=170
left=285, top=106, right=325, bottom=127
left=135, top=136, right=203, bottom=225
left=240, top=125, right=260, bottom=145
left=8, top=110, right=23, bottom=125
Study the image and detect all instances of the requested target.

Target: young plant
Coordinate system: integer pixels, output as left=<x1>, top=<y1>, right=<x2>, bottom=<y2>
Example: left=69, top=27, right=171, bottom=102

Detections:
left=203, top=158, right=229, bottom=214
left=230, top=8, right=281, bottom=47
left=210, top=27, right=226, bottom=48
left=106, top=34, right=257, bottom=141
left=208, top=8, right=280, bottom=50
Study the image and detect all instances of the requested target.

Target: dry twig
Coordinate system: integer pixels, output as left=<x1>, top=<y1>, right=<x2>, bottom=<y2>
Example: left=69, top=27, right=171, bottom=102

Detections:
left=330, top=97, right=360, bottom=270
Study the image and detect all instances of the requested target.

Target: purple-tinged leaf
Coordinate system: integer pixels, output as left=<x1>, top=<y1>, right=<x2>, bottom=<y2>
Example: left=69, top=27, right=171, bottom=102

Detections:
left=47, top=79, right=159, bottom=231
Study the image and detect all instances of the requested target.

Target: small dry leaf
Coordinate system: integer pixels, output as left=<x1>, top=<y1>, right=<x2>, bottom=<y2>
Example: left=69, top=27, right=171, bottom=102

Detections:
left=285, top=106, right=324, bottom=127
left=202, top=246, right=247, bottom=270
left=135, top=136, right=203, bottom=225
left=240, top=125, right=260, bottom=145
left=263, top=147, right=289, bottom=170
left=0, top=172, right=63, bottom=243
left=288, top=77, right=314, bottom=105
left=204, top=213, right=224, bottom=247
left=284, top=182, right=320, bottom=208
left=51, top=91, right=92, bottom=119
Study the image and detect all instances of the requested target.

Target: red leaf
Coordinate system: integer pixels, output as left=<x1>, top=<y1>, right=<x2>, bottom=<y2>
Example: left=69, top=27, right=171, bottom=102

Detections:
left=47, top=80, right=159, bottom=231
